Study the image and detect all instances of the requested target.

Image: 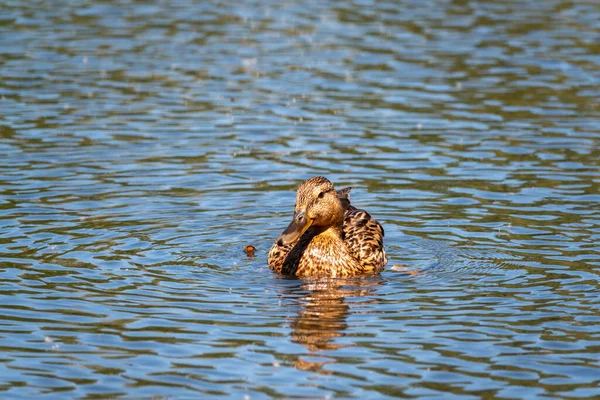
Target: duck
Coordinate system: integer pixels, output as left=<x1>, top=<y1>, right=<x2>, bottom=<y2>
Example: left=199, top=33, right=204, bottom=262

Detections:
left=268, top=176, right=387, bottom=278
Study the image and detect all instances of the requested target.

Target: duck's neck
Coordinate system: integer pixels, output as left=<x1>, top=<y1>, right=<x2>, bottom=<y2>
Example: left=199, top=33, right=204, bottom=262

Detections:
left=308, top=223, right=344, bottom=242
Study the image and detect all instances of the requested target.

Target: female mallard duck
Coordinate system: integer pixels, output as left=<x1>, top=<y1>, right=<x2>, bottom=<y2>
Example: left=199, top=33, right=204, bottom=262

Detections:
left=268, top=176, right=387, bottom=278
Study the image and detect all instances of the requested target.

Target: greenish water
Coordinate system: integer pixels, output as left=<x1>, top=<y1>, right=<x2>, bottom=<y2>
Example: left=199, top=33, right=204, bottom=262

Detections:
left=1, top=0, right=599, bottom=398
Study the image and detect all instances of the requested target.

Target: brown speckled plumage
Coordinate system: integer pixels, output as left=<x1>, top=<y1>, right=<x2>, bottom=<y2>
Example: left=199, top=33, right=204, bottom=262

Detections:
left=268, top=176, right=387, bottom=278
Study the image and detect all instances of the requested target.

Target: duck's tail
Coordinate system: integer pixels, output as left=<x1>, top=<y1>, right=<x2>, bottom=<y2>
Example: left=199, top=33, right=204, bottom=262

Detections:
left=337, top=187, right=354, bottom=211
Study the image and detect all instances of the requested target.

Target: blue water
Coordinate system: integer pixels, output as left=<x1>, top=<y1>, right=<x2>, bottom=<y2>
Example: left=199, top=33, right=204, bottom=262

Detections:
left=1, top=0, right=599, bottom=398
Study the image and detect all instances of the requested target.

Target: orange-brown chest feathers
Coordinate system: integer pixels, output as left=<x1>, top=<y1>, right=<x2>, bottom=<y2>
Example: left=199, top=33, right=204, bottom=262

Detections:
left=269, top=227, right=363, bottom=278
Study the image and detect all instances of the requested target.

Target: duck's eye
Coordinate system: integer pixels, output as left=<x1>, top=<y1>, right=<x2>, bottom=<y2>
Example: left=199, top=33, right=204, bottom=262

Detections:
left=318, top=192, right=324, bottom=199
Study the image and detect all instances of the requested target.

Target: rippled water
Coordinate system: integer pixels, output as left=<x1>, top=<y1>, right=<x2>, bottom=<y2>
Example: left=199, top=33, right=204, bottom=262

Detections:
left=1, top=0, right=599, bottom=398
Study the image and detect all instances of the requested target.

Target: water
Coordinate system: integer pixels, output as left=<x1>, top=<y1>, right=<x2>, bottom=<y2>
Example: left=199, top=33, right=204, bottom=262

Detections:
left=1, top=0, right=599, bottom=398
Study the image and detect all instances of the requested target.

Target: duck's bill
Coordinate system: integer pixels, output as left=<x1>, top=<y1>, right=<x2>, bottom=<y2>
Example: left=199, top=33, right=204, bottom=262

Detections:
left=277, top=211, right=312, bottom=246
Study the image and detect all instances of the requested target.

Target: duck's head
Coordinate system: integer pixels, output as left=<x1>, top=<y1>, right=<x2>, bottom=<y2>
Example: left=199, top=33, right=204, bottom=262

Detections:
left=277, top=176, right=346, bottom=246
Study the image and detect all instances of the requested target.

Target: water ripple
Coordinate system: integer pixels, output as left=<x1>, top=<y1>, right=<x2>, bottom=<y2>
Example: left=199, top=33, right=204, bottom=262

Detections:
left=1, top=0, right=599, bottom=397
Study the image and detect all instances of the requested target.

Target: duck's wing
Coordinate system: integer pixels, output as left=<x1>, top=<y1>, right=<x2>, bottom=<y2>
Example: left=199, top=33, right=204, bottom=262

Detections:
left=268, top=241, right=295, bottom=274
left=342, top=204, right=387, bottom=273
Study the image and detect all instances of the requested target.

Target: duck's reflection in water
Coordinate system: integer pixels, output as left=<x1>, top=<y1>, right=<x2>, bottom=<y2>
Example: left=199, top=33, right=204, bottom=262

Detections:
left=287, top=277, right=384, bottom=373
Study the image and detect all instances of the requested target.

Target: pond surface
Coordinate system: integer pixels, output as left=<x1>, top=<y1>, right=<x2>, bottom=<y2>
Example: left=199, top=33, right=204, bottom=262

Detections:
left=1, top=0, right=599, bottom=398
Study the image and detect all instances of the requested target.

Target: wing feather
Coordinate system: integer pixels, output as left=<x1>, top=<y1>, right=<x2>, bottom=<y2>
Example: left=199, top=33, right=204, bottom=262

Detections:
left=342, top=205, right=387, bottom=272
